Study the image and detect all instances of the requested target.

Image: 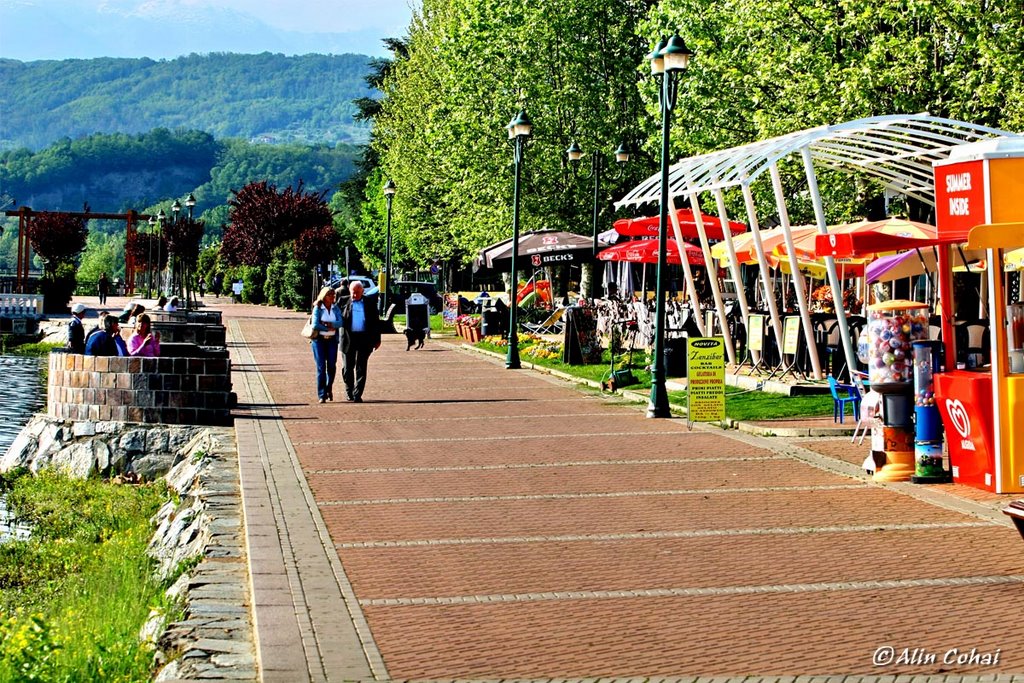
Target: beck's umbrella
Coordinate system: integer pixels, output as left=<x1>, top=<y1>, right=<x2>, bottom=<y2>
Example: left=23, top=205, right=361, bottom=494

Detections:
left=473, top=230, right=595, bottom=272
left=597, top=238, right=705, bottom=266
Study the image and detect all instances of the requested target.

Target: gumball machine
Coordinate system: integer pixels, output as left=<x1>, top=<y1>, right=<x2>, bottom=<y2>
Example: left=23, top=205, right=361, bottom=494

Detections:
left=911, top=340, right=951, bottom=483
left=867, top=300, right=930, bottom=482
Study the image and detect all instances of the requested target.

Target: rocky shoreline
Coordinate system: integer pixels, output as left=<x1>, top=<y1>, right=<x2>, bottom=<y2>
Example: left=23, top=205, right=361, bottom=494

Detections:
left=2, top=418, right=257, bottom=681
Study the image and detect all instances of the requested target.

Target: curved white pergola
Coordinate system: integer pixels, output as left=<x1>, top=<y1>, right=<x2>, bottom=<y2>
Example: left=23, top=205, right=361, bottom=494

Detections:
left=616, top=113, right=1022, bottom=380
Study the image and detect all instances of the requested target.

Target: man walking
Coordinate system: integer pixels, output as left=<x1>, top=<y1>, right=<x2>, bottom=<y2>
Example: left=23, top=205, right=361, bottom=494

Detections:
left=340, top=281, right=381, bottom=402
left=98, top=272, right=110, bottom=305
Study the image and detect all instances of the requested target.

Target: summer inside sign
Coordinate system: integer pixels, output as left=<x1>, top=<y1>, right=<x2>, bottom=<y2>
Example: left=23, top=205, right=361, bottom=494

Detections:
left=686, top=337, right=726, bottom=428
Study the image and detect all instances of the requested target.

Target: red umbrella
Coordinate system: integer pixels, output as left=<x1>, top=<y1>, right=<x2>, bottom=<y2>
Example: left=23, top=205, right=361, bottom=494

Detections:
left=614, top=208, right=746, bottom=240
left=597, top=239, right=705, bottom=266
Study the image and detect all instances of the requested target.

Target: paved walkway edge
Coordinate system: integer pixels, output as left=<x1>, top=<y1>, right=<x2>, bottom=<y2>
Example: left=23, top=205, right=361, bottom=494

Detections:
left=230, top=320, right=386, bottom=682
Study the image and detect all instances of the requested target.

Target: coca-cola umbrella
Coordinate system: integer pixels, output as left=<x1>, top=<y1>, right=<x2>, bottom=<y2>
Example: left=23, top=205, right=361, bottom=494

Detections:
left=474, top=230, right=595, bottom=272
left=597, top=238, right=705, bottom=266
left=614, top=208, right=747, bottom=240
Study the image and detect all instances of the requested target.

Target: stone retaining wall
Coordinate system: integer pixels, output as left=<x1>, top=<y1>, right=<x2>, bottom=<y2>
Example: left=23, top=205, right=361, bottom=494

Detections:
left=48, top=351, right=232, bottom=426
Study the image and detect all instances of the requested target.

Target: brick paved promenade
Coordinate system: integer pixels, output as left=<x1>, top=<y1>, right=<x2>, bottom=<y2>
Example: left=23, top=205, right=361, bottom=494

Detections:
left=220, top=301, right=1024, bottom=682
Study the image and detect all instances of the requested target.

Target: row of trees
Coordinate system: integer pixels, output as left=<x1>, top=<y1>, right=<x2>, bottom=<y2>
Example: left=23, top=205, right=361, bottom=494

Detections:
left=329, top=0, right=1024, bottom=281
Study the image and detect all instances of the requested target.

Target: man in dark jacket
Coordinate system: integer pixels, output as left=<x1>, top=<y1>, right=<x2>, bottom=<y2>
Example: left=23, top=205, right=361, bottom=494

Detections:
left=67, top=302, right=87, bottom=353
left=340, top=281, right=381, bottom=402
left=85, top=314, right=126, bottom=356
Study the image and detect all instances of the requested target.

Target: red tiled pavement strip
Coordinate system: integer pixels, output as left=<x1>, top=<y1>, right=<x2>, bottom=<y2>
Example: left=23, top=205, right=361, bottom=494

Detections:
left=221, top=302, right=1024, bottom=681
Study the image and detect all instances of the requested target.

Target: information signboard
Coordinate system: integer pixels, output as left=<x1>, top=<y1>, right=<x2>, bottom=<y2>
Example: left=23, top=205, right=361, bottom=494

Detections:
left=783, top=316, right=801, bottom=356
left=747, top=314, right=764, bottom=352
left=686, top=337, right=726, bottom=428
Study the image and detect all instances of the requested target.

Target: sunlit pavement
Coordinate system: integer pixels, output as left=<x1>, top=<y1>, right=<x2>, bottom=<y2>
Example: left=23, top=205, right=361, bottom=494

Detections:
left=219, top=301, right=1024, bottom=682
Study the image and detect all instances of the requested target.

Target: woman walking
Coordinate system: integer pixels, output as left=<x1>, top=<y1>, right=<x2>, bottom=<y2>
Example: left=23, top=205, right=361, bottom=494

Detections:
left=310, top=286, right=341, bottom=403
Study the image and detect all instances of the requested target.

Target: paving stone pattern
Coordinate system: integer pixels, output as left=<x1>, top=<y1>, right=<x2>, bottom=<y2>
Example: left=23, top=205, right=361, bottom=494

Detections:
left=222, top=303, right=1024, bottom=681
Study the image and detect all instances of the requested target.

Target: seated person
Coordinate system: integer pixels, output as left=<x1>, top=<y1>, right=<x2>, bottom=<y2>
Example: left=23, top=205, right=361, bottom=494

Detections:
left=606, top=282, right=619, bottom=300
left=85, top=314, right=127, bottom=357
left=119, top=303, right=145, bottom=325
left=127, top=313, right=161, bottom=357
left=156, top=295, right=168, bottom=310
left=163, top=296, right=179, bottom=312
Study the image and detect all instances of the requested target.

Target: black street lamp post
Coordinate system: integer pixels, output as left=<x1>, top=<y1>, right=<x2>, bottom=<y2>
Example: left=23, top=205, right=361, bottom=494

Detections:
left=505, top=109, right=533, bottom=370
left=647, top=34, right=693, bottom=418
left=156, top=209, right=166, bottom=297
left=147, top=215, right=157, bottom=298
left=382, top=179, right=397, bottom=313
left=185, top=193, right=196, bottom=220
left=567, top=140, right=631, bottom=295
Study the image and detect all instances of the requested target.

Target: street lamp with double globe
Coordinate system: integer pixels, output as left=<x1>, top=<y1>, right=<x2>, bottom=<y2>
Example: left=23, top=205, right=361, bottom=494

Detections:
left=647, top=33, right=693, bottom=418
left=146, top=214, right=157, bottom=298
left=566, top=140, right=631, bottom=295
left=505, top=110, right=533, bottom=370
left=156, top=209, right=167, bottom=297
left=382, top=179, right=397, bottom=313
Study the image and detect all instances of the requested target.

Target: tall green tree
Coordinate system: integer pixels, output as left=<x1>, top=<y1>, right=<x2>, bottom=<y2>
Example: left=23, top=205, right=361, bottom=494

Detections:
left=372, top=0, right=653, bottom=270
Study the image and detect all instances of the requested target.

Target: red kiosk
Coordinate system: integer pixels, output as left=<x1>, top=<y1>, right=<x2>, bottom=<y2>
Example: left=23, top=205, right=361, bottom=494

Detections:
left=819, top=137, right=1024, bottom=493
left=932, top=139, right=1024, bottom=493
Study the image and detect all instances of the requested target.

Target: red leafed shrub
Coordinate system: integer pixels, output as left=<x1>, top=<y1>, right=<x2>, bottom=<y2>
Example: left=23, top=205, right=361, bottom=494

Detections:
left=164, top=217, right=205, bottom=267
left=125, top=231, right=167, bottom=270
left=26, top=212, right=88, bottom=265
left=222, top=181, right=333, bottom=267
left=293, top=223, right=338, bottom=266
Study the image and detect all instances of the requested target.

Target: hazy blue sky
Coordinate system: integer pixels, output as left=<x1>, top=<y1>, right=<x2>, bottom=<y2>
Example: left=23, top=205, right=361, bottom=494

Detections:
left=0, top=0, right=417, bottom=59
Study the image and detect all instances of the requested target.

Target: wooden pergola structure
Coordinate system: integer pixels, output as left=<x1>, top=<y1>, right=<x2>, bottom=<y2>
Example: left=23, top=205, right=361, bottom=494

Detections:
left=5, top=207, right=149, bottom=293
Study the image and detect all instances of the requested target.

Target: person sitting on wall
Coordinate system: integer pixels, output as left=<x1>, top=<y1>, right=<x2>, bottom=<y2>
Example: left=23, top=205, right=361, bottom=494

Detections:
left=163, top=296, right=179, bottom=312
left=156, top=295, right=168, bottom=310
left=119, top=303, right=145, bottom=326
left=67, top=302, right=88, bottom=354
left=127, top=313, right=161, bottom=357
left=85, top=314, right=127, bottom=356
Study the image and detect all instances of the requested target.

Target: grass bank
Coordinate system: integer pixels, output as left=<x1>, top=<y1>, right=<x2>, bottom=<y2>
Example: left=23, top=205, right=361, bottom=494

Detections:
left=472, top=337, right=832, bottom=421
left=0, top=470, right=177, bottom=682
left=0, top=341, right=61, bottom=358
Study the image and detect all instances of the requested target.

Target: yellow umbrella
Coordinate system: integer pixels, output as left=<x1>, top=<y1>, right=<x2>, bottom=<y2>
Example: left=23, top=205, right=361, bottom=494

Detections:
left=711, top=226, right=817, bottom=267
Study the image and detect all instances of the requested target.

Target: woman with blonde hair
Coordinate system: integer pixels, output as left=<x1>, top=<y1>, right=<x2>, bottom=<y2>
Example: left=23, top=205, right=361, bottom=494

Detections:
left=127, top=313, right=161, bottom=357
left=310, top=286, right=341, bottom=403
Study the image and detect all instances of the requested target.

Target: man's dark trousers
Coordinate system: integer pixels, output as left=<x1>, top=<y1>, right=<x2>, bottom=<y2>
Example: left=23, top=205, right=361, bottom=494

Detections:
left=343, top=331, right=374, bottom=400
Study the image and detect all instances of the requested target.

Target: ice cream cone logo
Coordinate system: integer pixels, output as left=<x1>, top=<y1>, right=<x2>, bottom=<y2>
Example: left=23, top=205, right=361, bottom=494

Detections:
left=946, top=398, right=971, bottom=439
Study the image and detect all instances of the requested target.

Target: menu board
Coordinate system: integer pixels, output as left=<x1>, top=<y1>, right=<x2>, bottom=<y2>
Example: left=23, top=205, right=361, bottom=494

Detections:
left=783, top=316, right=801, bottom=356
left=442, top=293, right=459, bottom=327
left=747, top=314, right=764, bottom=352
left=687, top=337, right=726, bottom=427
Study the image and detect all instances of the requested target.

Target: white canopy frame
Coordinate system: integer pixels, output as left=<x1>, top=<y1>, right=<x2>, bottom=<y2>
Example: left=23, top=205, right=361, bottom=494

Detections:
left=616, top=113, right=1021, bottom=380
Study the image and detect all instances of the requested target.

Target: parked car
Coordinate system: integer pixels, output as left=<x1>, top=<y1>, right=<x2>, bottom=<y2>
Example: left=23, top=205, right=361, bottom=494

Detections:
left=327, top=274, right=379, bottom=308
left=390, top=281, right=443, bottom=313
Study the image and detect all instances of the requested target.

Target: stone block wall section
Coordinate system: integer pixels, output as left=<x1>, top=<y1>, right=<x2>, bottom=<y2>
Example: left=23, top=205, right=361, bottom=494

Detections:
left=48, top=351, right=233, bottom=426
left=149, top=322, right=227, bottom=347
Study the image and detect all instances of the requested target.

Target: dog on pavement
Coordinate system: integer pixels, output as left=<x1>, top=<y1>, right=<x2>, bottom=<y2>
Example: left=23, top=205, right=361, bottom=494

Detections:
left=404, top=326, right=426, bottom=350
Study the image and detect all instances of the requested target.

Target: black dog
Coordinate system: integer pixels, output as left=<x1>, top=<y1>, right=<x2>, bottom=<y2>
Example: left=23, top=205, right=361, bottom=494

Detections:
left=404, top=327, right=426, bottom=350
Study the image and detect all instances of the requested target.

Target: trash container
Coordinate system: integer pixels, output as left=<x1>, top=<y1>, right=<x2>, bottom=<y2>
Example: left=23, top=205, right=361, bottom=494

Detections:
left=664, top=336, right=688, bottom=377
left=405, top=293, right=430, bottom=335
left=481, top=308, right=504, bottom=337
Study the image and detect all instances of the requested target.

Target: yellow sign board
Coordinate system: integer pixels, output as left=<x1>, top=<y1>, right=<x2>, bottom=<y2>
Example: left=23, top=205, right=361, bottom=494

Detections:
left=687, top=337, right=726, bottom=426
left=748, top=314, right=764, bottom=352
left=783, top=316, right=801, bottom=356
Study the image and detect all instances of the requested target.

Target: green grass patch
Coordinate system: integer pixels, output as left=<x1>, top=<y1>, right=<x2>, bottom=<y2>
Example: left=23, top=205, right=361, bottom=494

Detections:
left=473, top=337, right=832, bottom=421
left=0, top=470, right=177, bottom=682
left=0, top=342, right=61, bottom=358
left=392, top=313, right=444, bottom=332
left=669, top=386, right=834, bottom=421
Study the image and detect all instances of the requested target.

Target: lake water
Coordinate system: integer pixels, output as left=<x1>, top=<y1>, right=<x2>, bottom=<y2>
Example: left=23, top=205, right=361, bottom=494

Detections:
left=0, top=354, right=44, bottom=541
left=0, top=354, right=45, bottom=457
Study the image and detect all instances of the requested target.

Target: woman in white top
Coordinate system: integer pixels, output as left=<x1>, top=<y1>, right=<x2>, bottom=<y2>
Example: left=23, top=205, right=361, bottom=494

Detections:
left=310, top=286, right=342, bottom=403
